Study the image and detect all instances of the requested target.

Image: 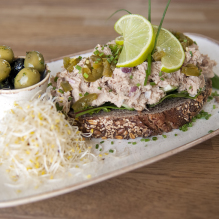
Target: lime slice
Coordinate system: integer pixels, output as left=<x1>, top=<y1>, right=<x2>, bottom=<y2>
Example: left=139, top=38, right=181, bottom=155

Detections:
left=153, top=26, right=185, bottom=73
left=115, top=36, right=124, bottom=45
left=114, top=14, right=154, bottom=67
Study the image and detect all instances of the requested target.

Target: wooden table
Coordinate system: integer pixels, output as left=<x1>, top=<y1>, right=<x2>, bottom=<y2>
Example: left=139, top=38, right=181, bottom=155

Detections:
left=0, top=0, right=219, bottom=218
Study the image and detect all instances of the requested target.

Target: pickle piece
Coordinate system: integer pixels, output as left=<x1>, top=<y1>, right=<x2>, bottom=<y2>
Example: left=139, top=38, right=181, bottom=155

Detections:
left=63, top=56, right=81, bottom=72
left=102, top=58, right=113, bottom=77
left=63, top=57, right=70, bottom=69
left=61, top=81, right=73, bottom=92
left=82, top=65, right=103, bottom=82
left=181, top=64, right=200, bottom=76
left=171, top=31, right=193, bottom=51
left=152, top=51, right=166, bottom=61
left=72, top=93, right=98, bottom=112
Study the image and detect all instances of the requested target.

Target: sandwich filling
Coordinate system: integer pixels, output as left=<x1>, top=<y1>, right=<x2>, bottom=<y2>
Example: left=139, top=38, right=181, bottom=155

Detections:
left=51, top=40, right=216, bottom=113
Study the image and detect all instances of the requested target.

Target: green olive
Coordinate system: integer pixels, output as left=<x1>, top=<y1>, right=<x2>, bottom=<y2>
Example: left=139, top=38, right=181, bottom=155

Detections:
left=72, top=93, right=98, bottom=112
left=0, top=59, right=11, bottom=82
left=181, top=64, right=200, bottom=77
left=0, top=45, right=14, bottom=63
left=14, top=67, right=40, bottom=89
left=24, top=51, right=45, bottom=73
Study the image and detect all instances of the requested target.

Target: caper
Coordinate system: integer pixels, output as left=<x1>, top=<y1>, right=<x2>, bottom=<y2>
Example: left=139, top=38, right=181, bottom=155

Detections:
left=14, top=67, right=40, bottom=89
left=0, top=59, right=11, bottom=82
left=72, top=93, right=98, bottom=112
left=102, top=58, right=113, bottom=77
left=24, top=51, right=45, bottom=73
left=0, top=45, right=14, bottom=63
left=181, top=64, right=200, bottom=77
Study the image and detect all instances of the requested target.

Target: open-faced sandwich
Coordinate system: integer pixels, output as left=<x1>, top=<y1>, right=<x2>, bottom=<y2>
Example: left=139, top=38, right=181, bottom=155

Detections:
left=50, top=4, right=217, bottom=140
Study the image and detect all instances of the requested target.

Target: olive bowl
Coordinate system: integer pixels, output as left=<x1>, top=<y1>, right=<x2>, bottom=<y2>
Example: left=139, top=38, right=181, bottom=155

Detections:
left=0, top=57, right=50, bottom=120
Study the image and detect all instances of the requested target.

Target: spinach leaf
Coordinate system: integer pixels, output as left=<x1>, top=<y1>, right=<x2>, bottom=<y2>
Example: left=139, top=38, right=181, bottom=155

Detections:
left=74, top=103, right=134, bottom=118
left=211, top=74, right=219, bottom=89
left=149, top=91, right=201, bottom=107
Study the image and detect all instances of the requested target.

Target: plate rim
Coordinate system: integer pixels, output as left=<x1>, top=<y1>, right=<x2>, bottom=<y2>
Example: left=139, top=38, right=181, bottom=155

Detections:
left=1, top=33, right=219, bottom=208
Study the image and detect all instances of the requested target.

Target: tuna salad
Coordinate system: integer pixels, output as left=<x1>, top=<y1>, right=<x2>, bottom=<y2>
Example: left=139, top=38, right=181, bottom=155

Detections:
left=50, top=34, right=216, bottom=114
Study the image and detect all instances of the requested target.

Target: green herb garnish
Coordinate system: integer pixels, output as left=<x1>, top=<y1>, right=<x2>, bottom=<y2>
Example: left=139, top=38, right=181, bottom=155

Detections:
left=75, top=65, right=82, bottom=72
left=100, top=141, right=104, bottom=144
left=54, top=76, right=58, bottom=82
left=109, top=149, right=114, bottom=153
left=84, top=92, right=89, bottom=96
left=55, top=102, right=63, bottom=111
left=98, top=87, right=102, bottom=90
left=189, top=51, right=193, bottom=57
left=83, top=73, right=89, bottom=78
left=47, top=83, right=52, bottom=87
left=152, top=137, right=158, bottom=141
left=59, top=89, right=64, bottom=94
left=150, top=82, right=156, bottom=86
left=162, top=135, right=167, bottom=138
left=95, top=144, right=99, bottom=149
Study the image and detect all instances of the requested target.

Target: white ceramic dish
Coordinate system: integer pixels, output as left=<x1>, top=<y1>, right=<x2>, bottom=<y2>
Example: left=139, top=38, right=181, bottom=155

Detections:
left=0, top=33, right=218, bottom=208
left=0, top=62, right=50, bottom=120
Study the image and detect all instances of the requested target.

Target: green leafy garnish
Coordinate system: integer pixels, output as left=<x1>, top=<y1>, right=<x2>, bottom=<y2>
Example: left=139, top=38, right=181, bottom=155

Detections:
left=211, top=74, right=219, bottom=89
left=74, top=103, right=134, bottom=118
left=149, top=90, right=201, bottom=107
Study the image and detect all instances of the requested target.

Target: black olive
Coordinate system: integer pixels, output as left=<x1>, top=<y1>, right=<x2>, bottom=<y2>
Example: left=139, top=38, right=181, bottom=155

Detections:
left=10, top=58, right=25, bottom=84
left=0, top=77, right=14, bottom=89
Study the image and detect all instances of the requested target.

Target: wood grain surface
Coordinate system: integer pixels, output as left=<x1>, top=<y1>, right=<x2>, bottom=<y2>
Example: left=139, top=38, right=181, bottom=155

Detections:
left=0, top=0, right=219, bottom=218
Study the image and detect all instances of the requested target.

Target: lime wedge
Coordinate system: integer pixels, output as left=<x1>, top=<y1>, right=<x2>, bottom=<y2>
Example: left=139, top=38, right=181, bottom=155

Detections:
left=115, top=36, right=124, bottom=45
left=114, top=14, right=154, bottom=67
left=153, top=26, right=185, bottom=73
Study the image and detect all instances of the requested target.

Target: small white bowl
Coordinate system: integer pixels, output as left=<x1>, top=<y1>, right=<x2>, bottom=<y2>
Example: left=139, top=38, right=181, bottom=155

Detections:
left=0, top=62, right=50, bottom=120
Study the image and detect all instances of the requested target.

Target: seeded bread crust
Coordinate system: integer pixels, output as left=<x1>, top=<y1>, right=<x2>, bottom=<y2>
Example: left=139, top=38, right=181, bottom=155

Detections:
left=70, top=79, right=212, bottom=139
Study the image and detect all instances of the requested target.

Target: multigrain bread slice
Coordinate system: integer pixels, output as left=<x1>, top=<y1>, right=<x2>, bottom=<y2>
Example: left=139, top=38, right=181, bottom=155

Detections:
left=71, top=79, right=212, bottom=139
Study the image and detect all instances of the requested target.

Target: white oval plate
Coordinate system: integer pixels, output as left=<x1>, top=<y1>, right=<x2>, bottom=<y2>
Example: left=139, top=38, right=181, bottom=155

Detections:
left=0, top=34, right=218, bottom=208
